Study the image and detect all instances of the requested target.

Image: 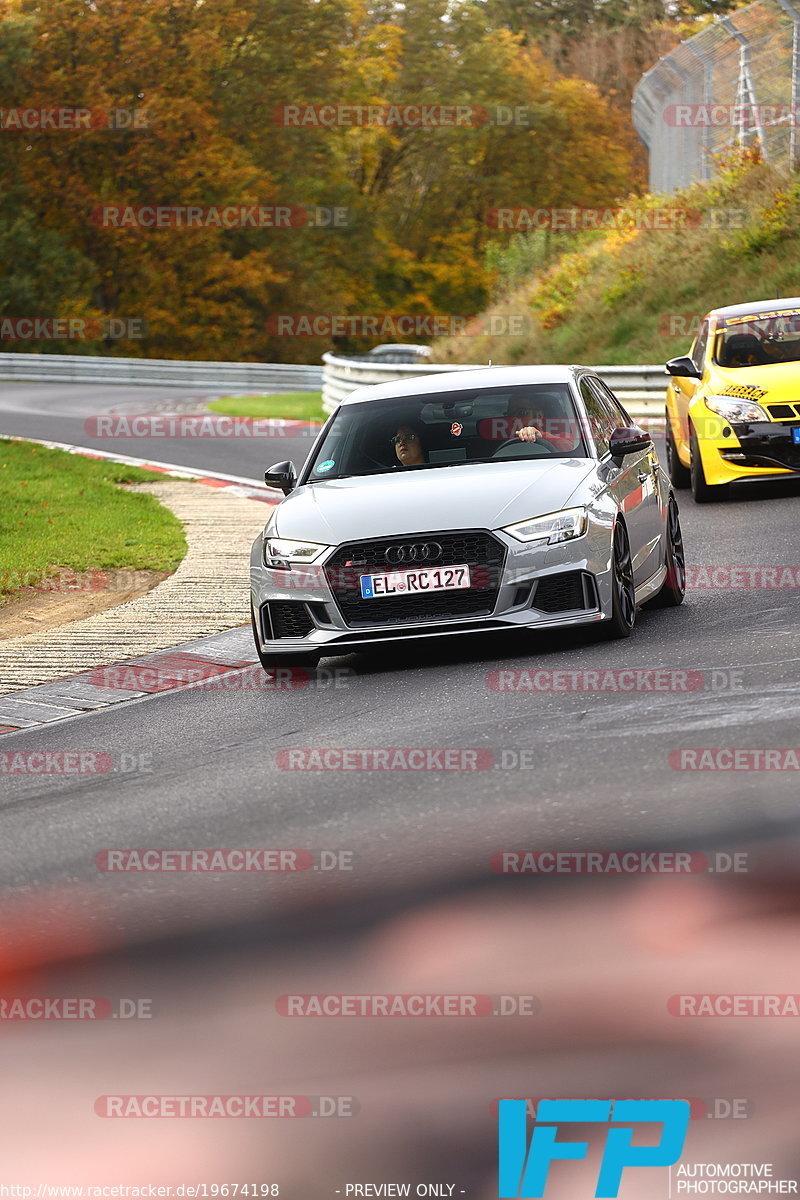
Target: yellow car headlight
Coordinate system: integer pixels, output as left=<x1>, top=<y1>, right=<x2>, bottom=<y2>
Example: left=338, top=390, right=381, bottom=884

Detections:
left=705, top=395, right=768, bottom=423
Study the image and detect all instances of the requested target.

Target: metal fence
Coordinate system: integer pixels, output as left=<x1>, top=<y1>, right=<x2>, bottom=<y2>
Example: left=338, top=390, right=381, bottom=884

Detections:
left=322, top=353, right=667, bottom=418
left=632, top=0, right=800, bottom=194
left=0, top=352, right=322, bottom=391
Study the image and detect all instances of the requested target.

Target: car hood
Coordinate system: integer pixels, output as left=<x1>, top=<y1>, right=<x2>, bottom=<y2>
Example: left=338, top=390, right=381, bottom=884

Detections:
left=270, top=459, right=595, bottom=543
left=708, top=361, right=800, bottom=402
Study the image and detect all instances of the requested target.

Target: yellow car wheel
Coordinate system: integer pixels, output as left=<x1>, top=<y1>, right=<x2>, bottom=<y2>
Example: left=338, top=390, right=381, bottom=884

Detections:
left=690, top=426, right=730, bottom=504
left=665, top=408, right=690, bottom=489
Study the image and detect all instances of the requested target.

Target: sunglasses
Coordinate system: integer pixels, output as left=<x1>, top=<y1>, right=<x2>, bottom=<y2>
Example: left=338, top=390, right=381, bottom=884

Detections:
left=391, top=432, right=417, bottom=445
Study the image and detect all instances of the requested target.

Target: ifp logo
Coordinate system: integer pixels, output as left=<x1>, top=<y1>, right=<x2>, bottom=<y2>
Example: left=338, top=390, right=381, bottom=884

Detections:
left=498, top=1098, right=690, bottom=1197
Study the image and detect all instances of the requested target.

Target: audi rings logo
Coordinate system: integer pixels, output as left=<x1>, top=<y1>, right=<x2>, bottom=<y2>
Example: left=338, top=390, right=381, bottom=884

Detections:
left=385, top=542, right=443, bottom=565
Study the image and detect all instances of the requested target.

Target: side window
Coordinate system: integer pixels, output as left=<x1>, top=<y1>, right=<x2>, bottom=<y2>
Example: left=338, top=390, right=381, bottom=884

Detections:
left=579, top=379, right=614, bottom=457
left=691, top=320, right=710, bottom=372
left=592, top=378, right=630, bottom=427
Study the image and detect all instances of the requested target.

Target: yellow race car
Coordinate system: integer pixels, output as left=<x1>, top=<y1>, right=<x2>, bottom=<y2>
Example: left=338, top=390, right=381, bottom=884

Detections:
left=665, top=297, right=800, bottom=501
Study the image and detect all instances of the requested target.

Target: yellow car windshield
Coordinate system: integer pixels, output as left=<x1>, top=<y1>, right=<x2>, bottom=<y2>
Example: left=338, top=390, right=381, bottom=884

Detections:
left=715, top=310, right=800, bottom=368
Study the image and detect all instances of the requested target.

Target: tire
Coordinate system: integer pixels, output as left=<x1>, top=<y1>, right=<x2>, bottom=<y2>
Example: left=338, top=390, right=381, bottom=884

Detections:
left=599, top=520, right=636, bottom=639
left=250, top=604, right=319, bottom=674
left=649, top=496, right=686, bottom=608
left=690, top=426, right=729, bottom=503
left=665, top=409, right=690, bottom=489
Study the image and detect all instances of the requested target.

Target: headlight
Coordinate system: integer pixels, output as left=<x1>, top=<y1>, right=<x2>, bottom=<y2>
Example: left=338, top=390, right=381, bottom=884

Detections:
left=705, top=395, right=768, bottom=423
left=502, top=507, right=587, bottom=545
left=263, top=538, right=330, bottom=568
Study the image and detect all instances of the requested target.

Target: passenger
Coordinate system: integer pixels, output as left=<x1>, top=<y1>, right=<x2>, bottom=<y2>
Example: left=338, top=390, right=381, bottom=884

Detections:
left=392, top=423, right=426, bottom=467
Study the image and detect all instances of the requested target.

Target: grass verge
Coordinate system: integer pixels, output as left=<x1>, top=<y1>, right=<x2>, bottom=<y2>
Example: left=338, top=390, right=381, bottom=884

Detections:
left=208, top=391, right=325, bottom=422
left=0, top=439, right=187, bottom=602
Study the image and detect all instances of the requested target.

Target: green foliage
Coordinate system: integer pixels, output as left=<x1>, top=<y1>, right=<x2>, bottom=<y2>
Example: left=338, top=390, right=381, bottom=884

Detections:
left=671, top=0, right=744, bottom=18
left=485, top=231, right=552, bottom=298
left=432, top=162, right=800, bottom=367
left=724, top=177, right=800, bottom=257
left=601, top=266, right=644, bottom=306
left=487, top=0, right=666, bottom=40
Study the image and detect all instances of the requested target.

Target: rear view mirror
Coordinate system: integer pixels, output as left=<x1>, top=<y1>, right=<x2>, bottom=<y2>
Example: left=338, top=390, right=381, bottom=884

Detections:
left=665, top=355, right=701, bottom=380
left=609, top=426, right=652, bottom=462
left=264, top=460, right=297, bottom=495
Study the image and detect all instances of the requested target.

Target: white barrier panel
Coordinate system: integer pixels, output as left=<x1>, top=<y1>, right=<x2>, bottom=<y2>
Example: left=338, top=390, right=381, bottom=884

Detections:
left=322, top=353, right=667, bottom=419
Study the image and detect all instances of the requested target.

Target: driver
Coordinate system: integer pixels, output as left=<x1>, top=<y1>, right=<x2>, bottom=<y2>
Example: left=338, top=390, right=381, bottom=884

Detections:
left=392, top=423, right=426, bottom=467
left=510, top=402, right=578, bottom=452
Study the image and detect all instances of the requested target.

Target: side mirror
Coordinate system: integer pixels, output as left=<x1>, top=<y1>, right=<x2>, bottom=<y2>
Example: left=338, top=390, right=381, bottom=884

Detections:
left=609, top=426, right=652, bottom=462
left=665, top=355, right=702, bottom=380
left=264, top=460, right=297, bottom=495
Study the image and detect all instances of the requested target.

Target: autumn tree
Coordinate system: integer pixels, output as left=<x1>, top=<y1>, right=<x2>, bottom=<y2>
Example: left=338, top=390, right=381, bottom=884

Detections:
left=0, top=0, right=639, bottom=361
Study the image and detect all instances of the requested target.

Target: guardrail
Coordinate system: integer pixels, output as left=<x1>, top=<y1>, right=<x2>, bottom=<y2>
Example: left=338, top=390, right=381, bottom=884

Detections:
left=322, top=353, right=667, bottom=418
left=0, top=351, right=668, bottom=419
left=0, top=352, right=323, bottom=391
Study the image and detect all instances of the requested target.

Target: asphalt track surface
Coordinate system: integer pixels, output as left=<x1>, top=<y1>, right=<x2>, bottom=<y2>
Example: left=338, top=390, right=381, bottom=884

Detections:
left=0, top=382, right=320, bottom=479
left=2, top=381, right=800, bottom=936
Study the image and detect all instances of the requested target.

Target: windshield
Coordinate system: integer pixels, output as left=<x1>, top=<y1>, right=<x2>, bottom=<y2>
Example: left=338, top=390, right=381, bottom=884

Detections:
left=304, top=384, right=587, bottom=481
left=714, top=309, right=800, bottom=368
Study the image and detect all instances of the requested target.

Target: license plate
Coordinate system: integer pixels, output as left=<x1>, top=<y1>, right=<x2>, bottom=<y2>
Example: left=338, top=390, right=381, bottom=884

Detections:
left=793, top=427, right=800, bottom=444
left=360, top=563, right=471, bottom=599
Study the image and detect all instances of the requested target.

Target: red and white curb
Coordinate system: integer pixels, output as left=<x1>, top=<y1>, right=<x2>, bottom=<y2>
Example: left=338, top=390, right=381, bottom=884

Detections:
left=3, top=435, right=289, bottom=504
left=0, top=628, right=261, bottom=736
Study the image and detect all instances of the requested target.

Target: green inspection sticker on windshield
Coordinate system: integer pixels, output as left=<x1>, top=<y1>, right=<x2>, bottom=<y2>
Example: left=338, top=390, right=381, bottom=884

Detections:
left=316, top=459, right=335, bottom=473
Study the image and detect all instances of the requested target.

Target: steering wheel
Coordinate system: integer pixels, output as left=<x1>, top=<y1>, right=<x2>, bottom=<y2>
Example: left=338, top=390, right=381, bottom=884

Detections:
left=492, top=437, right=556, bottom=456
left=362, top=453, right=392, bottom=470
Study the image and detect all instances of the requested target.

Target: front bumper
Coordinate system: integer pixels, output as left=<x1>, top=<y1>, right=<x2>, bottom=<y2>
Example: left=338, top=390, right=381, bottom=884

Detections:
left=720, top=421, right=800, bottom=475
left=250, top=523, right=617, bottom=658
left=694, top=412, right=800, bottom=484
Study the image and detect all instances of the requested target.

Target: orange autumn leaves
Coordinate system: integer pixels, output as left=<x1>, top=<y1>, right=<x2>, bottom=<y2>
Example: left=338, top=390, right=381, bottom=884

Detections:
left=0, top=0, right=637, bottom=362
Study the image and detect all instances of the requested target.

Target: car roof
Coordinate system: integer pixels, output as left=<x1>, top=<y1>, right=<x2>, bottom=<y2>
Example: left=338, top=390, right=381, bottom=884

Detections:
left=338, top=364, right=582, bottom=405
left=707, top=296, right=800, bottom=320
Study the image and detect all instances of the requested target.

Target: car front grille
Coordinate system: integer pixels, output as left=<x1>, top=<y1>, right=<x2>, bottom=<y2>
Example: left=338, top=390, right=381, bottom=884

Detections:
left=723, top=425, right=800, bottom=472
left=263, top=601, right=314, bottom=639
left=324, top=531, right=506, bottom=627
left=767, top=403, right=800, bottom=421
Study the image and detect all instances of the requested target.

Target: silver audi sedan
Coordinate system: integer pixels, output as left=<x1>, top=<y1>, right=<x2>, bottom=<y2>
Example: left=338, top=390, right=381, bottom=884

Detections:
left=250, top=365, right=685, bottom=670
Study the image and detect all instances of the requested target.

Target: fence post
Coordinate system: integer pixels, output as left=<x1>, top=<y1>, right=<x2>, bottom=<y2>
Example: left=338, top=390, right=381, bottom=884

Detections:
left=775, top=0, right=800, bottom=171
left=721, top=16, right=768, bottom=159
